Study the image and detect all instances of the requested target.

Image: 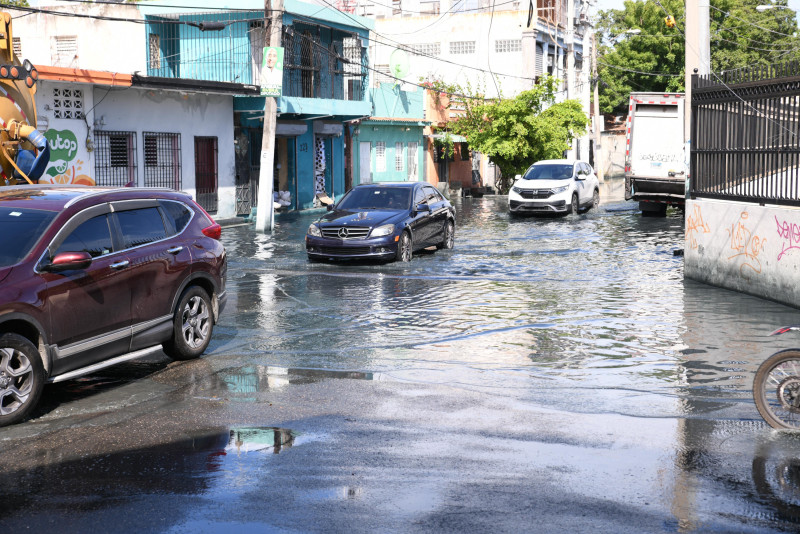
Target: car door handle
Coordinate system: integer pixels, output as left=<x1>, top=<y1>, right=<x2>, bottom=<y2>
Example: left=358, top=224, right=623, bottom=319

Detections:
left=167, top=246, right=184, bottom=255
left=110, top=260, right=129, bottom=270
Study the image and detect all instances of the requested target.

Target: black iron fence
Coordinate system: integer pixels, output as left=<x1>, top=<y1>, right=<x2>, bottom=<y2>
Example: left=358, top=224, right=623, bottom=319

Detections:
left=691, top=63, right=800, bottom=206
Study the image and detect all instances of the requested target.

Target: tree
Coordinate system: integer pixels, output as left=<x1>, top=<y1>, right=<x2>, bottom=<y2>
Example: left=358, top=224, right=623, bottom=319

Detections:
left=449, top=76, right=589, bottom=194
left=596, top=0, right=800, bottom=113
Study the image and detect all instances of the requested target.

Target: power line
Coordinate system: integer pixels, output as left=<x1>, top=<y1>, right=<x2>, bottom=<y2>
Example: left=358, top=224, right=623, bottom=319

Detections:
left=597, top=60, right=682, bottom=77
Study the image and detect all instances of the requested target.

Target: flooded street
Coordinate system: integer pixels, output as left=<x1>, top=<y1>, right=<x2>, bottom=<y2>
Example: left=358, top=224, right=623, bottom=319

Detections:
left=3, top=181, right=800, bottom=532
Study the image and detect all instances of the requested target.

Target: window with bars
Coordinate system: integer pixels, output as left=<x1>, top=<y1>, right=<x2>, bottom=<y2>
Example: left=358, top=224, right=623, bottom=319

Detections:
left=52, top=88, right=84, bottom=120
left=395, top=142, right=403, bottom=172
left=95, top=131, right=137, bottom=187
left=375, top=142, right=386, bottom=172
left=143, top=132, right=181, bottom=189
left=12, top=37, right=20, bottom=58
left=495, top=39, right=522, bottom=53
left=52, top=36, right=77, bottom=67
left=420, top=0, right=440, bottom=14
left=449, top=41, right=475, bottom=55
left=149, top=34, right=161, bottom=70
left=411, top=43, right=441, bottom=57
left=392, top=0, right=401, bottom=15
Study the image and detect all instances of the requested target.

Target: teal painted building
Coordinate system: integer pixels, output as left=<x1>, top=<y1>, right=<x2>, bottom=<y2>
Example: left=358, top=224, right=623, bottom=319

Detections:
left=141, top=0, right=373, bottom=212
left=353, top=84, right=428, bottom=185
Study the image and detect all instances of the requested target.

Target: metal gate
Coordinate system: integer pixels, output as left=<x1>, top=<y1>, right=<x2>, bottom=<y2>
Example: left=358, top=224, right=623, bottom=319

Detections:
left=194, top=136, right=218, bottom=213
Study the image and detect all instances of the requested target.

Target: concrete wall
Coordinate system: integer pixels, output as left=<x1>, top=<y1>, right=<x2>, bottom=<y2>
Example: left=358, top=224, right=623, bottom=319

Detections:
left=10, top=4, right=145, bottom=73
left=685, top=198, right=800, bottom=309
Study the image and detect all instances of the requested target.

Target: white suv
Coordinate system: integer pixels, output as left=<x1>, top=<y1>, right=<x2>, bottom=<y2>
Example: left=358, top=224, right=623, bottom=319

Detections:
left=508, top=159, right=600, bottom=215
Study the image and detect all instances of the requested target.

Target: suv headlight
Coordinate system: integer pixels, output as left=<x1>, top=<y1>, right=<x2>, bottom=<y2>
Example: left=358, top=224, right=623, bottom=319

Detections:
left=307, top=224, right=321, bottom=237
left=553, top=185, right=569, bottom=194
left=371, top=224, right=395, bottom=237
left=512, top=186, right=522, bottom=194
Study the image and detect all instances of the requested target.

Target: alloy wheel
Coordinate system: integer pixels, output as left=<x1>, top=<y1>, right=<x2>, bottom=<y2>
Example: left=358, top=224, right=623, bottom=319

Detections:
left=181, top=295, right=211, bottom=349
left=0, top=347, right=33, bottom=416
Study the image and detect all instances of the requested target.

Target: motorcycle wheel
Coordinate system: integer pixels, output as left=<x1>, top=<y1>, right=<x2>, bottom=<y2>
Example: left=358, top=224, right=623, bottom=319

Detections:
left=754, top=349, right=800, bottom=430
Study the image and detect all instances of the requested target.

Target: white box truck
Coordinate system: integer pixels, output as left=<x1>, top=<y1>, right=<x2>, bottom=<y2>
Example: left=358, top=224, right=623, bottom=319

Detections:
left=624, top=92, right=687, bottom=216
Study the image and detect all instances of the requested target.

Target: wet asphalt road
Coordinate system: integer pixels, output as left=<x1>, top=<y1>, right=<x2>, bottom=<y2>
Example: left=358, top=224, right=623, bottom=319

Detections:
left=3, top=179, right=800, bottom=533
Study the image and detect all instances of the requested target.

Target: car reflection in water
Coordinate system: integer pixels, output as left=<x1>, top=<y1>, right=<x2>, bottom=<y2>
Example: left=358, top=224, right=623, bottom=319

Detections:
left=305, top=182, right=456, bottom=263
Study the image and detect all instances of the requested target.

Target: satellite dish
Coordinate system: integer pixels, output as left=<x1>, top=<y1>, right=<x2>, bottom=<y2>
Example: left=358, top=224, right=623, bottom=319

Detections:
left=389, top=49, right=410, bottom=80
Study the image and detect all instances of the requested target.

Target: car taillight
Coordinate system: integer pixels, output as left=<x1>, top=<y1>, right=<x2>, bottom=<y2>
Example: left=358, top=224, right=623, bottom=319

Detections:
left=202, top=223, right=222, bottom=240
left=191, top=199, right=222, bottom=240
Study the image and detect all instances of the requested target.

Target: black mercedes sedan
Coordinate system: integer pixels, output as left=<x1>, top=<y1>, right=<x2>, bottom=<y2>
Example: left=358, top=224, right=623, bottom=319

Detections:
left=305, top=182, right=456, bottom=262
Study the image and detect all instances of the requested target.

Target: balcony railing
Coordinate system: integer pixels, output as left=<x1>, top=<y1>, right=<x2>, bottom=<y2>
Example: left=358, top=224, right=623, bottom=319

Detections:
left=145, top=13, right=367, bottom=101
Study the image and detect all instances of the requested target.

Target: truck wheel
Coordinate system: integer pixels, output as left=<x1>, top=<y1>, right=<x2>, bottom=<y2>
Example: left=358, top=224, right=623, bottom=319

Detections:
left=0, top=333, right=44, bottom=427
left=640, top=202, right=667, bottom=218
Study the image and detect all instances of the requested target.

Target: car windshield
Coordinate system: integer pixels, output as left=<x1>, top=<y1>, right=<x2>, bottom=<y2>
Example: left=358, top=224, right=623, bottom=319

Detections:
left=0, top=206, right=57, bottom=267
left=336, top=187, right=412, bottom=210
left=523, top=164, right=574, bottom=181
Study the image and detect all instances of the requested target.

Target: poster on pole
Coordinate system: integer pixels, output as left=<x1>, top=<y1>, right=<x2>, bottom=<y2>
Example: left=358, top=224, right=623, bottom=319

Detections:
left=260, top=46, right=284, bottom=97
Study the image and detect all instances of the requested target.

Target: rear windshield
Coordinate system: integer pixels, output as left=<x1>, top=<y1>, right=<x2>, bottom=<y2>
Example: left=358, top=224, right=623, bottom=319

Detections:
left=0, top=207, right=57, bottom=267
left=336, top=187, right=411, bottom=210
left=523, top=164, right=574, bottom=180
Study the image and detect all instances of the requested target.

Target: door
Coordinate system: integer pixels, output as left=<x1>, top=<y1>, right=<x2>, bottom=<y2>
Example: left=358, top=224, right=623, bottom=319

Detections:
left=407, top=142, right=418, bottom=181
left=112, top=201, right=193, bottom=352
left=359, top=141, right=371, bottom=184
left=44, top=207, right=133, bottom=374
left=409, top=185, right=433, bottom=246
left=195, top=137, right=218, bottom=213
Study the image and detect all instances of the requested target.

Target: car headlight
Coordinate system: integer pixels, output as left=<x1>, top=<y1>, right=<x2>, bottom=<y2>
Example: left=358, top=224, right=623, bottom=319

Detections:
left=371, top=224, right=395, bottom=238
left=512, top=186, right=522, bottom=194
left=553, top=185, right=569, bottom=194
left=307, top=224, right=321, bottom=237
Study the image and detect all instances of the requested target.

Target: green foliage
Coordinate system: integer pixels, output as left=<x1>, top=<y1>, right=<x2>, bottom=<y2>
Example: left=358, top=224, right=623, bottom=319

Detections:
left=4, top=0, right=29, bottom=6
left=597, top=0, right=800, bottom=113
left=446, top=76, right=589, bottom=193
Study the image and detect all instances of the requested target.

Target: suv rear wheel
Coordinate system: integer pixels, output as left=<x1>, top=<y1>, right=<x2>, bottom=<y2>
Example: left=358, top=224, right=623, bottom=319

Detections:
left=0, top=333, right=44, bottom=427
left=163, top=286, right=214, bottom=361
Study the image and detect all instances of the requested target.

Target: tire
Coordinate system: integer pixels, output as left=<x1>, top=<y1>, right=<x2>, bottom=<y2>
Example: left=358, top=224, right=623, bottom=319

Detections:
left=589, top=189, right=600, bottom=211
left=753, top=349, right=800, bottom=430
left=163, top=286, right=214, bottom=361
left=437, top=221, right=455, bottom=250
left=569, top=193, right=579, bottom=215
left=395, top=231, right=413, bottom=262
left=0, top=333, right=44, bottom=427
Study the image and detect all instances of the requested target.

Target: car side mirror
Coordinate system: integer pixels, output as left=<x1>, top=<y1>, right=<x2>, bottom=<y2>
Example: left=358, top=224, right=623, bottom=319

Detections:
left=515, top=174, right=522, bottom=181
left=415, top=203, right=431, bottom=214
left=43, top=251, right=92, bottom=272
left=326, top=204, right=333, bottom=211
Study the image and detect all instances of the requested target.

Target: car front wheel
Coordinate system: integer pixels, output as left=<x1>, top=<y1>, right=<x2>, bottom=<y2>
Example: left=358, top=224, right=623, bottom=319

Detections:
left=163, top=286, right=214, bottom=360
left=396, top=231, right=413, bottom=262
left=569, top=193, right=579, bottom=214
left=590, top=189, right=600, bottom=210
left=0, top=333, right=44, bottom=427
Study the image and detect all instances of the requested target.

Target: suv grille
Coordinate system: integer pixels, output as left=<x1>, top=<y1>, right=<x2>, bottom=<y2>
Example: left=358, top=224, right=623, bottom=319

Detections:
left=519, top=189, right=553, bottom=199
left=321, top=226, right=371, bottom=239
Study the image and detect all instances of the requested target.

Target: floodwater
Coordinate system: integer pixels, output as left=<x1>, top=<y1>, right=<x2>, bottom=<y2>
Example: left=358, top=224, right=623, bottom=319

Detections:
left=4, top=181, right=800, bottom=532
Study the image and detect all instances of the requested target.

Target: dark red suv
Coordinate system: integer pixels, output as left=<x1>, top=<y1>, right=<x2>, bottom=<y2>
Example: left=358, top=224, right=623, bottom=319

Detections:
left=0, top=185, right=226, bottom=426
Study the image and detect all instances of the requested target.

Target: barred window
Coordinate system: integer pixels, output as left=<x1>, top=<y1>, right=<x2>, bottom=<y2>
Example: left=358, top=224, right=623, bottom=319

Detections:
left=149, top=34, right=161, bottom=70
left=449, top=41, right=475, bottom=55
left=52, top=88, right=83, bottom=120
left=143, top=132, right=181, bottom=189
left=411, top=43, right=441, bottom=57
left=12, top=37, right=20, bottom=58
left=95, top=131, right=137, bottom=187
left=376, top=142, right=386, bottom=173
left=495, top=39, right=522, bottom=53
left=395, top=142, right=403, bottom=172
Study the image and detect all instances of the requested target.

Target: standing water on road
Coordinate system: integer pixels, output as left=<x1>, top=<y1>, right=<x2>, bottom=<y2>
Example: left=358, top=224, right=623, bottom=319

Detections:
left=216, top=191, right=797, bottom=422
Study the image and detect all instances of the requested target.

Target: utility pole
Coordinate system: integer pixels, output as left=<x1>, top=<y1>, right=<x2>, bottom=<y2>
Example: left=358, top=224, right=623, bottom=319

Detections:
left=684, top=0, right=710, bottom=143
left=255, top=0, right=283, bottom=232
left=591, top=31, right=604, bottom=183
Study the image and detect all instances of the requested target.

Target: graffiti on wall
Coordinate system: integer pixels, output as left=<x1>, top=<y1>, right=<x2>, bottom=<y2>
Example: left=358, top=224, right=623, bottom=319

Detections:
left=40, top=129, right=95, bottom=185
left=685, top=204, right=711, bottom=249
left=775, top=215, right=800, bottom=261
left=726, top=211, right=766, bottom=277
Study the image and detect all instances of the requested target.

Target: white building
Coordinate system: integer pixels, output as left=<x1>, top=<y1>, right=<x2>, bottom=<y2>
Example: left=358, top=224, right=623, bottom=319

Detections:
left=7, top=2, right=253, bottom=219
